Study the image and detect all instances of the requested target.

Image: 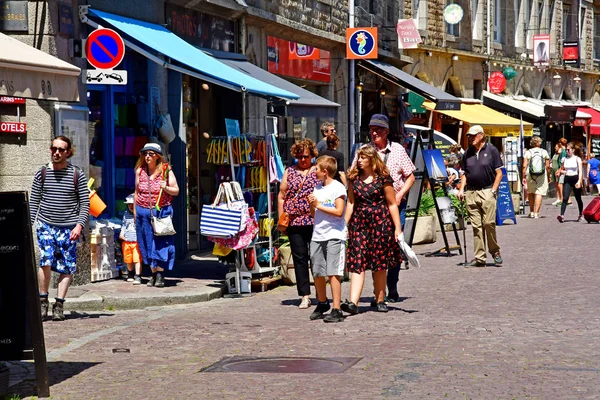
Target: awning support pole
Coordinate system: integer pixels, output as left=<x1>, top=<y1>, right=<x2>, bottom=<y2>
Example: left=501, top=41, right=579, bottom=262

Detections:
left=349, top=0, right=356, bottom=154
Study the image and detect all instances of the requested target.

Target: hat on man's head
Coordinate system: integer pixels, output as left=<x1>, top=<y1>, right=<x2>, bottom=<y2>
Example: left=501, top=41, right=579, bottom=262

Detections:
left=467, top=125, right=484, bottom=135
left=140, top=142, right=163, bottom=155
left=125, top=194, right=135, bottom=204
left=369, top=114, right=389, bottom=129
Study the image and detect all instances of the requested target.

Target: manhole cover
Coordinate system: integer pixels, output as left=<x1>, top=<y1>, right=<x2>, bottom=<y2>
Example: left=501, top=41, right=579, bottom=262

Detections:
left=201, top=356, right=362, bottom=373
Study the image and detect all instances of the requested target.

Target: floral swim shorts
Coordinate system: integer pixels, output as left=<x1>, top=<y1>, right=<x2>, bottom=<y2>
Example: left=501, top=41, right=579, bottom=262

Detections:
left=36, top=220, right=77, bottom=275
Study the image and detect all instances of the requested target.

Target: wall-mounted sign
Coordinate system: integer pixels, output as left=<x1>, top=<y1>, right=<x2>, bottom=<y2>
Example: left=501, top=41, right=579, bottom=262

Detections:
left=288, top=43, right=320, bottom=60
left=396, top=19, right=422, bottom=49
left=85, top=28, right=125, bottom=70
left=0, top=121, right=26, bottom=134
left=488, top=71, right=507, bottom=94
left=563, top=41, right=580, bottom=67
left=346, top=27, right=378, bottom=59
left=0, top=96, right=25, bottom=104
left=83, top=69, right=128, bottom=85
left=58, top=3, right=74, bottom=36
left=0, top=0, right=28, bottom=32
left=267, top=36, right=331, bottom=83
left=443, top=4, right=464, bottom=24
left=165, top=4, right=235, bottom=52
left=533, top=34, right=550, bottom=67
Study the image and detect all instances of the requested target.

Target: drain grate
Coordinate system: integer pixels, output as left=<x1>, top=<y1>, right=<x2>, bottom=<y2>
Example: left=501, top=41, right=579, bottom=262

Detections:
left=201, top=356, right=362, bottom=373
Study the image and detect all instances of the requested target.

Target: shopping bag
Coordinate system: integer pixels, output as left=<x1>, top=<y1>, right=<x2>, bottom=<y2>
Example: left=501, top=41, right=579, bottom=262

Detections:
left=200, top=183, right=245, bottom=238
left=397, top=233, right=420, bottom=268
left=269, top=134, right=285, bottom=183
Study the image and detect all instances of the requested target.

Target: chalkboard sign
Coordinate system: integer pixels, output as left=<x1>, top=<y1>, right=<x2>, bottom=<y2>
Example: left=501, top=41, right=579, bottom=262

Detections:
left=0, top=192, right=34, bottom=360
left=496, top=168, right=517, bottom=226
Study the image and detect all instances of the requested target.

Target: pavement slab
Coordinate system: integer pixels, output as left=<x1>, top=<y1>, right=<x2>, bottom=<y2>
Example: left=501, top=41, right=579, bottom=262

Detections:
left=3, top=197, right=600, bottom=399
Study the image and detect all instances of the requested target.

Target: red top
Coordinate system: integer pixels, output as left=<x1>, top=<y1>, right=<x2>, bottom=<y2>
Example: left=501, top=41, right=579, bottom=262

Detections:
left=136, top=167, right=173, bottom=208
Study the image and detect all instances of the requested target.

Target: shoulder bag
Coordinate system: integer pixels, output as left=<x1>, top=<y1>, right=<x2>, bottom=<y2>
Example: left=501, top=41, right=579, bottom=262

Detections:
left=148, top=168, right=176, bottom=236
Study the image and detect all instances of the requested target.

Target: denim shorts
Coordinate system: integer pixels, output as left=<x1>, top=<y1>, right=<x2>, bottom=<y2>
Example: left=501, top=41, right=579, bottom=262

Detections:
left=36, top=220, right=77, bottom=275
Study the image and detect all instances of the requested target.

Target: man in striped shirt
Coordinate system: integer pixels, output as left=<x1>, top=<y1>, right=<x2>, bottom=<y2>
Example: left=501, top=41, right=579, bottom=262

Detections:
left=30, top=136, right=89, bottom=321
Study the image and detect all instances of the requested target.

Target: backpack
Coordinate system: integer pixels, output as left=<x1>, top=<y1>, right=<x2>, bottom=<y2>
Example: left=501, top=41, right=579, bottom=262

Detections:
left=528, top=149, right=545, bottom=176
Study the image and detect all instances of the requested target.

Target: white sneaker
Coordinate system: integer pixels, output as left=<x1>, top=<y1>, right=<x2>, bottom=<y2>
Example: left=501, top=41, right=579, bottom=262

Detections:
left=551, top=200, right=561, bottom=206
left=534, top=213, right=540, bottom=218
left=528, top=212, right=535, bottom=218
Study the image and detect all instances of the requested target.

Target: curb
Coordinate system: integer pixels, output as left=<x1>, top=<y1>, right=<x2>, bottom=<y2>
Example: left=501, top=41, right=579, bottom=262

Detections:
left=60, top=285, right=227, bottom=311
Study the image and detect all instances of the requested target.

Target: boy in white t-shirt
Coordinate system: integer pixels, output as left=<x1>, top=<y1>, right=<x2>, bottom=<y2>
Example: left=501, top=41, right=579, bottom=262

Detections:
left=308, top=156, right=347, bottom=323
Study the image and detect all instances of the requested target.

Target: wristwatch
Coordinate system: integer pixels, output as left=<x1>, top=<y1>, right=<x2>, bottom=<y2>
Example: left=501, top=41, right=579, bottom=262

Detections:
left=491, top=189, right=497, bottom=195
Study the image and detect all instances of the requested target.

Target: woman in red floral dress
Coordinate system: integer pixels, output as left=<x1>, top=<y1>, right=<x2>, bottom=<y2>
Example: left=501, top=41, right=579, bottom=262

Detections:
left=341, top=145, right=402, bottom=314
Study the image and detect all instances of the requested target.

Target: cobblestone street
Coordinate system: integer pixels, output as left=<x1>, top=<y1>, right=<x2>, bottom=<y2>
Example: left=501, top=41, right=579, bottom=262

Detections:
left=6, top=199, right=600, bottom=399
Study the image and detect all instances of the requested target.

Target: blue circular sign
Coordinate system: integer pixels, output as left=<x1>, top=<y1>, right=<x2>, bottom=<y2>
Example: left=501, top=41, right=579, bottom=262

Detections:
left=348, top=30, right=376, bottom=58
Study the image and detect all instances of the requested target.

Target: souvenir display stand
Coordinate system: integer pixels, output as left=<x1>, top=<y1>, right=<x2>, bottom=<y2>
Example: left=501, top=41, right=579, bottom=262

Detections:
left=203, top=118, right=280, bottom=295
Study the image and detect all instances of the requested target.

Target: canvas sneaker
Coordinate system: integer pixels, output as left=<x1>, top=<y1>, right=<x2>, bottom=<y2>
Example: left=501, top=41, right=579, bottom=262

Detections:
left=309, top=302, right=331, bottom=320
left=551, top=200, right=561, bottom=206
left=493, top=252, right=503, bottom=266
left=464, top=259, right=486, bottom=268
left=133, top=275, right=142, bottom=285
left=323, top=309, right=344, bottom=323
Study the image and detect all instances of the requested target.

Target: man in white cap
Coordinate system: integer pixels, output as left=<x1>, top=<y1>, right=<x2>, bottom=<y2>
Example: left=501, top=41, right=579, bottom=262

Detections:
left=457, top=125, right=503, bottom=267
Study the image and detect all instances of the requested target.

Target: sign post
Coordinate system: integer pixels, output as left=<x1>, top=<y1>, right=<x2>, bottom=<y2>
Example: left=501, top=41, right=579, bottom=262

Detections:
left=0, top=192, right=49, bottom=397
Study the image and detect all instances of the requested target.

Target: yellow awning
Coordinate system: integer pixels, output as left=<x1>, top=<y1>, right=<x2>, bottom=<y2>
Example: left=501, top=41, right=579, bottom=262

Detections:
left=423, top=101, right=534, bottom=137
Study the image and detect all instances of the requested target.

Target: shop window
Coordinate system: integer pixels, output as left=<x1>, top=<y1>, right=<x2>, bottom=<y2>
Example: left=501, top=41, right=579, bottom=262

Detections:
left=414, top=0, right=428, bottom=30
left=494, top=0, right=506, bottom=44
left=88, top=52, right=150, bottom=218
left=563, top=4, right=572, bottom=41
left=595, top=13, right=600, bottom=60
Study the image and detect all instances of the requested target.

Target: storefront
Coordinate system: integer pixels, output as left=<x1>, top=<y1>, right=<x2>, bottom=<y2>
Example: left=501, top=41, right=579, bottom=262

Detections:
left=355, top=59, right=462, bottom=143
left=422, top=100, right=534, bottom=150
left=79, top=9, right=318, bottom=255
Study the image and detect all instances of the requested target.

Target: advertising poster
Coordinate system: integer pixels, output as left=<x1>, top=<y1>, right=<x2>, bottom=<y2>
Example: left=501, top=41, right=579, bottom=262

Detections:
left=267, top=36, right=330, bottom=83
left=533, top=34, right=550, bottom=67
left=563, top=41, right=580, bottom=67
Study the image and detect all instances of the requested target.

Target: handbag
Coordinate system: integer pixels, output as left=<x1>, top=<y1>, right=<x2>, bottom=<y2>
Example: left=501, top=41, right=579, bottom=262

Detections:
left=208, top=207, right=259, bottom=250
left=200, top=182, right=245, bottom=238
left=268, top=134, right=285, bottom=183
left=152, top=210, right=176, bottom=236
left=277, top=212, right=290, bottom=231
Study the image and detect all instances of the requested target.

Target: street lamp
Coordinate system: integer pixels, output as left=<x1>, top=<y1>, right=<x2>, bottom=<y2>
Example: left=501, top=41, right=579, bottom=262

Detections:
left=573, top=74, right=582, bottom=86
left=553, top=71, right=562, bottom=85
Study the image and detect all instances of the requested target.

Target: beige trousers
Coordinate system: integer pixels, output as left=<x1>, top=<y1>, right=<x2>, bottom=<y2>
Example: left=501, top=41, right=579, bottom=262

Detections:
left=465, top=189, right=501, bottom=263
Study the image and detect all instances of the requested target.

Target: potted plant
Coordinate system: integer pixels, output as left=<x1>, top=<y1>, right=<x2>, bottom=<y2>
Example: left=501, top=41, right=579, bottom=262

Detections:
left=405, top=189, right=437, bottom=244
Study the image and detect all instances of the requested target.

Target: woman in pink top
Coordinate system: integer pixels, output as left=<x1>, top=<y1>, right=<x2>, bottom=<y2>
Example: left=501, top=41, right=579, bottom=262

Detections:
left=134, top=143, right=180, bottom=287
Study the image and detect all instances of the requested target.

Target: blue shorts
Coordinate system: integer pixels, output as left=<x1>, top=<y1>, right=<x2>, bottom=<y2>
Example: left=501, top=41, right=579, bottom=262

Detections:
left=36, top=220, right=78, bottom=275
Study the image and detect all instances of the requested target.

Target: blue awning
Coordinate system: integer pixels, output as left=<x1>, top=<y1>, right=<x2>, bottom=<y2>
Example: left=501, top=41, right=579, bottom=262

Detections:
left=87, top=9, right=299, bottom=100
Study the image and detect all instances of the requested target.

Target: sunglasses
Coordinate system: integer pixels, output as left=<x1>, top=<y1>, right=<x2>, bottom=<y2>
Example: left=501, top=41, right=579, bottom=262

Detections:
left=143, top=151, right=157, bottom=157
left=296, top=155, right=311, bottom=160
left=329, top=129, right=336, bottom=132
left=50, top=146, right=68, bottom=154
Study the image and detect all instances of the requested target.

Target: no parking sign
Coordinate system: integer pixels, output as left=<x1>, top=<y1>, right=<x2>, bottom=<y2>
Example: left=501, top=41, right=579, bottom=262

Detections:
left=86, top=28, right=125, bottom=69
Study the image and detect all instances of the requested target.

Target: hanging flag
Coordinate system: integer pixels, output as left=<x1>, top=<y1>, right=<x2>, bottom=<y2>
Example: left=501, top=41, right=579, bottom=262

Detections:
left=396, top=19, right=422, bottom=49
